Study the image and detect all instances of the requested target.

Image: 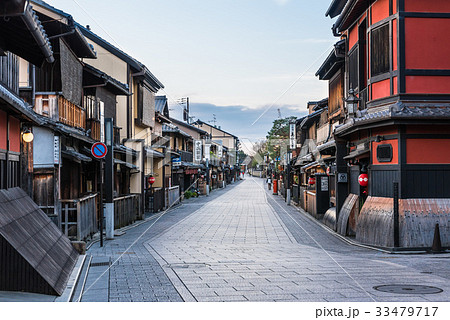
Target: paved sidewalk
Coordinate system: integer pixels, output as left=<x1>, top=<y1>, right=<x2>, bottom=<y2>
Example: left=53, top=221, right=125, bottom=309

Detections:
left=81, top=184, right=238, bottom=302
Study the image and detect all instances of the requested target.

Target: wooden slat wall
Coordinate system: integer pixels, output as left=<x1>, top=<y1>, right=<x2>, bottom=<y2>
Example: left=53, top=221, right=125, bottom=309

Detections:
left=337, top=193, right=359, bottom=236
left=356, top=196, right=450, bottom=248
left=0, top=187, right=78, bottom=295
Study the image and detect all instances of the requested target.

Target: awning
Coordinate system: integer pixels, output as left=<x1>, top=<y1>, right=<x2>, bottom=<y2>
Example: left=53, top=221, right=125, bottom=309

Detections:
left=343, top=149, right=370, bottom=160
left=114, top=144, right=138, bottom=157
left=301, top=160, right=320, bottom=172
left=62, top=147, right=92, bottom=163
left=181, top=161, right=202, bottom=168
left=114, top=158, right=138, bottom=170
left=317, top=140, right=336, bottom=154
left=145, top=148, right=164, bottom=159
left=294, top=153, right=313, bottom=166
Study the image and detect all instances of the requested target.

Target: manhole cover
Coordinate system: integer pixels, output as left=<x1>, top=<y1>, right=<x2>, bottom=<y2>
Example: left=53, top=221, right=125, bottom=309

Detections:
left=374, top=285, right=443, bottom=294
left=165, top=263, right=209, bottom=269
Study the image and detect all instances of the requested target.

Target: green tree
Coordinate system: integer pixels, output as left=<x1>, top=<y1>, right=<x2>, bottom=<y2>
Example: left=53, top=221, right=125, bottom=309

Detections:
left=266, top=116, right=296, bottom=160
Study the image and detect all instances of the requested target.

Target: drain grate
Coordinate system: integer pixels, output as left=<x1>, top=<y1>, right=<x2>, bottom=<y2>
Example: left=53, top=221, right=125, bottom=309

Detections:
left=374, top=285, right=443, bottom=295
left=165, top=263, right=209, bottom=269
left=90, top=262, right=110, bottom=267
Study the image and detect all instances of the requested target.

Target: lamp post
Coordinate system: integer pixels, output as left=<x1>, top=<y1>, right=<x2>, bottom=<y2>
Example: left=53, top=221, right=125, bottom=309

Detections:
left=345, top=89, right=360, bottom=117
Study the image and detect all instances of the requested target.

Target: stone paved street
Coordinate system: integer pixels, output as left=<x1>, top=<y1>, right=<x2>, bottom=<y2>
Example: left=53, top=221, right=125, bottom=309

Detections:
left=82, top=178, right=450, bottom=302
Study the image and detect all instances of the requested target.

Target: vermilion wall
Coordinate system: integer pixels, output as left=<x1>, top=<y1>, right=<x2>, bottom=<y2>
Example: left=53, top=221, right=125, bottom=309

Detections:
left=9, top=116, right=20, bottom=153
left=0, top=110, right=6, bottom=151
left=371, top=79, right=391, bottom=100
left=406, top=139, right=450, bottom=164
left=372, top=139, right=399, bottom=165
left=405, top=0, right=450, bottom=13
left=405, top=76, right=450, bottom=94
left=371, top=0, right=390, bottom=24
left=405, top=18, right=450, bottom=70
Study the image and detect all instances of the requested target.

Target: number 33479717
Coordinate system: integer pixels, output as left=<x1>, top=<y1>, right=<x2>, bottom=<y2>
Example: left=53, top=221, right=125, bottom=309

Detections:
left=375, top=307, right=438, bottom=317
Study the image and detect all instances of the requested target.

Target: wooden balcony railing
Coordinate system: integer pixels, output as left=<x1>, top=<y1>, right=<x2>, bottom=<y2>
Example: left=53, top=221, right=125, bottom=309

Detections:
left=179, top=150, right=193, bottom=162
left=59, top=95, right=86, bottom=129
left=35, top=94, right=86, bottom=130
left=86, top=119, right=101, bottom=141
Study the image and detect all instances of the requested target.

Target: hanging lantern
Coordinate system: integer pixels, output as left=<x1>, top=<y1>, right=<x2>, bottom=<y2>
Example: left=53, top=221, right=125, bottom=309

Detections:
left=308, top=177, right=316, bottom=185
left=358, top=173, right=369, bottom=187
left=22, top=128, right=34, bottom=143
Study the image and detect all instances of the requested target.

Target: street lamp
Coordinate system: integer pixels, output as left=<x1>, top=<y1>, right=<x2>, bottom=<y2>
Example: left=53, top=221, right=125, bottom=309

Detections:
left=22, top=128, right=34, bottom=143
left=345, top=89, right=360, bottom=116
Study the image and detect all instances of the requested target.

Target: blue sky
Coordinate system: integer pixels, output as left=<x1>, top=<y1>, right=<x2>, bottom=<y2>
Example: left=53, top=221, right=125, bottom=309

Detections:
left=45, top=0, right=337, bottom=150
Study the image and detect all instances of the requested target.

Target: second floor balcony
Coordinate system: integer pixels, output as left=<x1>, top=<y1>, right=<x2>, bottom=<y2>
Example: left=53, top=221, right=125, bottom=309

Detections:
left=35, top=93, right=86, bottom=130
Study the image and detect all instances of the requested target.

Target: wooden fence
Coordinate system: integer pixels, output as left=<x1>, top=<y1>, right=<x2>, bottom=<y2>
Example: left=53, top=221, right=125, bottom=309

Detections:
left=114, top=194, right=140, bottom=229
left=61, top=193, right=98, bottom=241
left=306, top=191, right=317, bottom=217
left=166, top=186, right=180, bottom=208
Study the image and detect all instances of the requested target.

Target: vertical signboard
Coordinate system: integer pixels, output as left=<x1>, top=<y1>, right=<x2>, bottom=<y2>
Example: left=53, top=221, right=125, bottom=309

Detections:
left=217, top=145, right=223, bottom=158
left=53, top=136, right=60, bottom=165
left=100, top=101, right=105, bottom=143
left=194, top=140, right=202, bottom=162
left=204, top=143, right=211, bottom=160
left=289, top=123, right=296, bottom=150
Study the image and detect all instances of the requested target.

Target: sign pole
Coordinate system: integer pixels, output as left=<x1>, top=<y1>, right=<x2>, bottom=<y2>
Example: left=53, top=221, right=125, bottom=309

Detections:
left=99, top=159, right=104, bottom=247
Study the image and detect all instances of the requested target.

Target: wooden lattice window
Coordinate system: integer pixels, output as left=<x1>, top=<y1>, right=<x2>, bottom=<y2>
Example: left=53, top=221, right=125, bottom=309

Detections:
left=371, top=24, right=390, bottom=77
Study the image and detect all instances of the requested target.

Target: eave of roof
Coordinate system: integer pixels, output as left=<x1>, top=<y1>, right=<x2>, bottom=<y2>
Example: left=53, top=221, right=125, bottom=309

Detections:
left=300, top=108, right=326, bottom=129
left=170, top=117, right=209, bottom=136
left=0, top=84, right=45, bottom=124
left=193, top=120, right=239, bottom=139
left=30, top=0, right=96, bottom=59
left=0, top=1, right=54, bottom=65
left=326, top=0, right=348, bottom=18
left=83, top=64, right=130, bottom=96
left=316, top=40, right=345, bottom=80
left=333, top=0, right=372, bottom=35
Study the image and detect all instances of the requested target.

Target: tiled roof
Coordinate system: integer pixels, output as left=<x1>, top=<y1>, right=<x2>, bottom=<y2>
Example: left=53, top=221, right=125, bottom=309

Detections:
left=335, top=102, right=450, bottom=135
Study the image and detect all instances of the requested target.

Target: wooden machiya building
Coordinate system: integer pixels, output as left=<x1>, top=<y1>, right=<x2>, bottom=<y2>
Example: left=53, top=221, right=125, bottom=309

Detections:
left=318, top=0, right=450, bottom=248
left=0, top=0, right=80, bottom=296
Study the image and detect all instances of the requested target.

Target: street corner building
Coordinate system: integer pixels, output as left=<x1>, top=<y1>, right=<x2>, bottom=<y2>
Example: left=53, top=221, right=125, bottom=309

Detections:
left=291, top=0, right=450, bottom=250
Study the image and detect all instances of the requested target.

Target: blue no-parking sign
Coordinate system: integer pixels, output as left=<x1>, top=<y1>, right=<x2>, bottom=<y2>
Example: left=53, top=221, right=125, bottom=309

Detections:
left=91, top=142, right=108, bottom=159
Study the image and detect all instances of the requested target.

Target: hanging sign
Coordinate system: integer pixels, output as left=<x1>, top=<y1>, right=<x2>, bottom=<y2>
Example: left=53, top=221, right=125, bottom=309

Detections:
left=194, top=140, right=202, bottom=162
left=358, top=173, right=369, bottom=187
left=53, top=136, right=60, bottom=164
left=289, top=123, right=296, bottom=150
left=204, top=144, right=211, bottom=160
left=91, top=142, right=107, bottom=159
left=172, top=157, right=181, bottom=166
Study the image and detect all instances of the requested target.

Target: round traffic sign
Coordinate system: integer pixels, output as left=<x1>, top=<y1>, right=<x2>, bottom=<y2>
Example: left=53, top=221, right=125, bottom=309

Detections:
left=91, top=142, right=107, bottom=159
left=148, top=176, right=156, bottom=185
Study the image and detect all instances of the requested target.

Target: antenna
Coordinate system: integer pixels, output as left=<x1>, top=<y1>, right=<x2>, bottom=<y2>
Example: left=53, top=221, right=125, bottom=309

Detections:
left=208, top=114, right=217, bottom=127
left=277, top=108, right=282, bottom=119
